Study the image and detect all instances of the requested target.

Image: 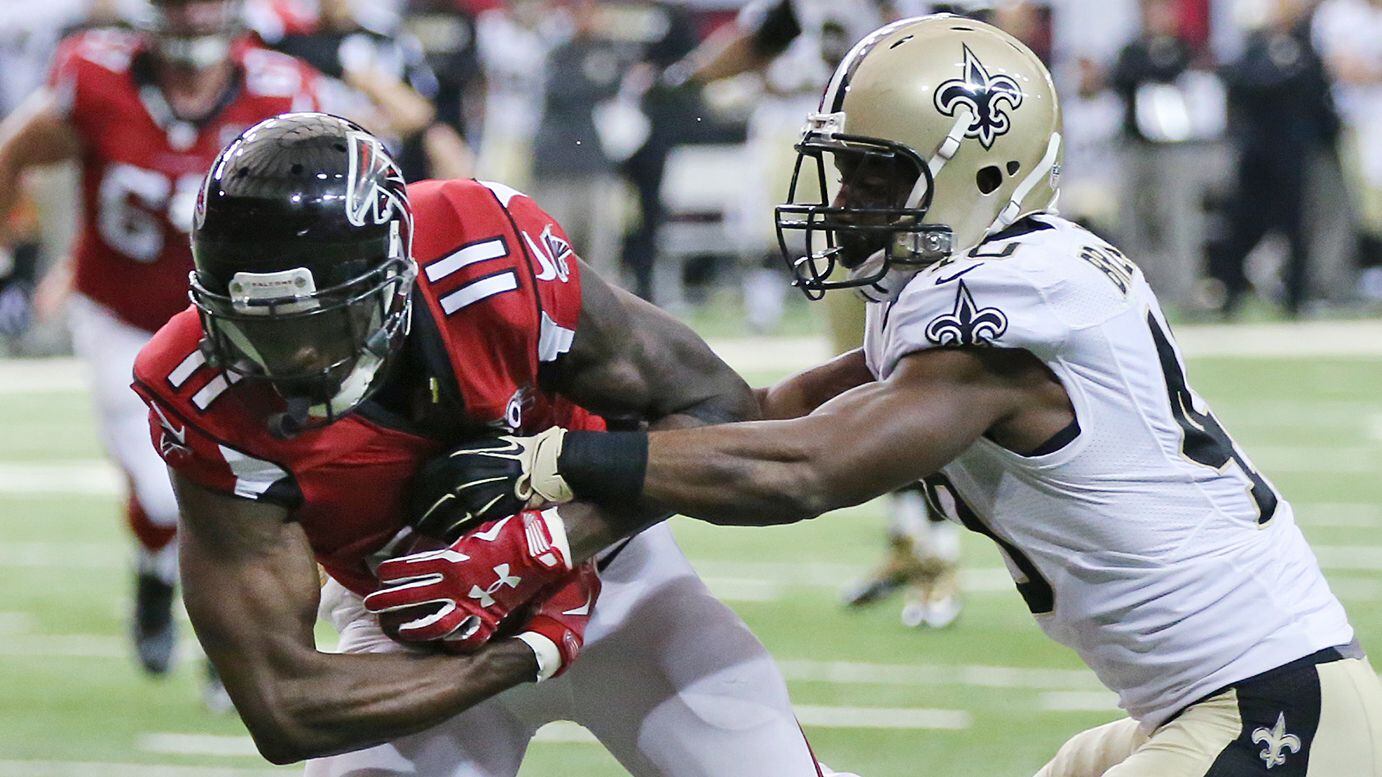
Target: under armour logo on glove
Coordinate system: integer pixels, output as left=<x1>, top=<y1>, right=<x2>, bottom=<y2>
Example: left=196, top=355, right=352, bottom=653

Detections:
left=469, top=564, right=521, bottom=607
left=364, top=509, right=573, bottom=652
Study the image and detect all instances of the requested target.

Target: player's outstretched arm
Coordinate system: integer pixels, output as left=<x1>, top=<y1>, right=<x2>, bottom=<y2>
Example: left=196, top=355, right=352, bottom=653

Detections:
left=563, top=345, right=1071, bottom=529
left=171, top=473, right=541, bottom=764
left=635, top=348, right=1020, bottom=524
left=0, top=89, right=80, bottom=240
left=754, top=347, right=874, bottom=420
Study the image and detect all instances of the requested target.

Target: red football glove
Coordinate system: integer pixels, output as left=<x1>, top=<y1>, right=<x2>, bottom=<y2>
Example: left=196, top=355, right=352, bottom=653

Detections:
left=512, top=563, right=601, bottom=681
left=363, top=508, right=572, bottom=651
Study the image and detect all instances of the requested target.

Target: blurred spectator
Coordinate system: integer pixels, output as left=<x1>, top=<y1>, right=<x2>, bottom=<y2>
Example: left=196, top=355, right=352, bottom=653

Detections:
left=529, top=0, right=625, bottom=280
left=268, top=0, right=446, bottom=179
left=1313, top=0, right=1382, bottom=300
left=402, top=0, right=487, bottom=180
left=0, top=2, right=94, bottom=117
left=1053, top=56, right=1124, bottom=238
left=472, top=0, right=549, bottom=188
left=1210, top=0, right=1338, bottom=316
left=617, top=0, right=704, bottom=302
left=1110, top=0, right=1219, bottom=310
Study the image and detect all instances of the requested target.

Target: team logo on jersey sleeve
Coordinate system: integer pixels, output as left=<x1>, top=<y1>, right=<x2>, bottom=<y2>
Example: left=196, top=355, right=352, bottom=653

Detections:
left=925, top=280, right=1008, bottom=347
left=522, top=225, right=572, bottom=283
left=149, top=401, right=191, bottom=463
left=934, top=44, right=1025, bottom=150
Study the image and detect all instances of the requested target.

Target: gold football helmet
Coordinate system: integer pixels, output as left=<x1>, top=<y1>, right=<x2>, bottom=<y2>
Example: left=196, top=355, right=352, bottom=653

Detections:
left=776, top=15, right=1063, bottom=301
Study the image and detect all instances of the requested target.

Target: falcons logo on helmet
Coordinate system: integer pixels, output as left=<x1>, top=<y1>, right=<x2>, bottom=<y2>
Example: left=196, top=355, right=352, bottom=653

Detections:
left=934, top=44, right=1025, bottom=150
left=345, top=131, right=407, bottom=228
left=926, top=280, right=1008, bottom=347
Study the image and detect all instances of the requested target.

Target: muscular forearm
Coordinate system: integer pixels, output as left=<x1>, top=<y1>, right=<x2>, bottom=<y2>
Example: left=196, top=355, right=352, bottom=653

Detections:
left=756, top=349, right=872, bottom=420
left=640, top=417, right=856, bottom=525
left=231, top=640, right=536, bottom=764
left=560, top=359, right=1005, bottom=528
left=559, top=398, right=746, bottom=562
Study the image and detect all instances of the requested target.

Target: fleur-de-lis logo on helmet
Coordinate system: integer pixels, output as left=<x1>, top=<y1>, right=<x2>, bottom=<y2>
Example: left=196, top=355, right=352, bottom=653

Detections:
left=933, top=44, right=1025, bottom=150
left=926, top=280, right=1008, bottom=347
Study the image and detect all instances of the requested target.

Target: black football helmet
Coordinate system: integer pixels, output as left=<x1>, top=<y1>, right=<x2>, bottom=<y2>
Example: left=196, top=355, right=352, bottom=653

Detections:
left=190, top=113, right=416, bottom=436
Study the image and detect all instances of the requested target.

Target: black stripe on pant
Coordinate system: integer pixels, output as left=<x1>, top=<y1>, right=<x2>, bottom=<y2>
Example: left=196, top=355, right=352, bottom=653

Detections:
left=1205, top=656, right=1326, bottom=775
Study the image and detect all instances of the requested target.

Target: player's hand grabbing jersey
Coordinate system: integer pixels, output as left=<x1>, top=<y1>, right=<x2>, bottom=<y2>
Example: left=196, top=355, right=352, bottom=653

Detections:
left=132, top=180, right=603, bottom=597
left=867, top=214, right=1354, bottom=727
left=49, top=29, right=324, bottom=333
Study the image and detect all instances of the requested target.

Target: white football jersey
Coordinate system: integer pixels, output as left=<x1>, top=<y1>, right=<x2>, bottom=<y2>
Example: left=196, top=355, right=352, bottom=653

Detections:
left=864, top=214, right=1354, bottom=728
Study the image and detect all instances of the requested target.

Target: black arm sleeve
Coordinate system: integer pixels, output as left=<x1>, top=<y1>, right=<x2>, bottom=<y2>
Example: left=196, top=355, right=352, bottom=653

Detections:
left=748, top=0, right=802, bottom=59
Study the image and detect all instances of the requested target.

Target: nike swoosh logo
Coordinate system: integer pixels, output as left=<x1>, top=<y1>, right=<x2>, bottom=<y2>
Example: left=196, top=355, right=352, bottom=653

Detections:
left=452, top=439, right=519, bottom=459
left=935, top=265, right=981, bottom=285
left=149, top=401, right=186, bottom=444
left=524, top=231, right=558, bottom=281
left=471, top=515, right=512, bottom=543
left=562, top=592, right=593, bottom=617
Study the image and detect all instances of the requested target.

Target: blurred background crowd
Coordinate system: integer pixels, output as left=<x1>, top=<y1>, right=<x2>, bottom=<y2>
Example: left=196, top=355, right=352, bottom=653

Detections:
left=2, top=0, right=1381, bottom=355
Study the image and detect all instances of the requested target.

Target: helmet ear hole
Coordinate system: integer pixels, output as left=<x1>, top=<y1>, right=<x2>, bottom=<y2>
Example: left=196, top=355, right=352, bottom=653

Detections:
left=1006, top=161, right=1021, bottom=176
left=976, top=165, right=1003, bottom=195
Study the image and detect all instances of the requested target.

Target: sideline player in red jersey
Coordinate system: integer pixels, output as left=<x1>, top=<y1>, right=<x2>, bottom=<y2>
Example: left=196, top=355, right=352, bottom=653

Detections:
left=132, top=113, right=836, bottom=775
left=0, top=0, right=324, bottom=683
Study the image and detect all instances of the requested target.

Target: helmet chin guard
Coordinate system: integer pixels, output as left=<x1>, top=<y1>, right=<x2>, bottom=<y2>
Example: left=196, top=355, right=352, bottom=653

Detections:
left=775, top=126, right=954, bottom=301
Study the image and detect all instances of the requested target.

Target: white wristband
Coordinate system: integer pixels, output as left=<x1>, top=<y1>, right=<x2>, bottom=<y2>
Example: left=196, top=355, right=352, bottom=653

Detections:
left=538, top=507, right=573, bottom=571
left=514, top=632, right=562, bottom=683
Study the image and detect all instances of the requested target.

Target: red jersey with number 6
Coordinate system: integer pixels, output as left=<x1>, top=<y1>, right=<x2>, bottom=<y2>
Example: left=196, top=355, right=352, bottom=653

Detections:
left=49, top=29, right=324, bottom=333
left=131, top=179, right=600, bottom=596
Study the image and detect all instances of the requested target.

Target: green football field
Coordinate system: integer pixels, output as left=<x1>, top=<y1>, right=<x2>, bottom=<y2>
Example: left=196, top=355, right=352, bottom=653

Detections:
left=1, top=330, right=1380, bottom=776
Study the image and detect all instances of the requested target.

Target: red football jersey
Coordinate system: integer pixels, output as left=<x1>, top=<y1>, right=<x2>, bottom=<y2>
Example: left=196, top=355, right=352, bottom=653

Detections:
left=132, top=180, right=601, bottom=596
left=49, top=29, right=324, bottom=333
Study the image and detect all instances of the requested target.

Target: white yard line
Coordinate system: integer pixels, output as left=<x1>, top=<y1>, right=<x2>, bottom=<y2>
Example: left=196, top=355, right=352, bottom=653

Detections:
left=1294, top=503, right=1382, bottom=529
left=796, top=705, right=971, bottom=730
left=1037, top=691, right=1122, bottom=713
left=0, top=761, right=286, bottom=776
left=138, top=734, right=261, bottom=759
left=0, top=542, right=123, bottom=568
left=1249, top=446, right=1381, bottom=474
left=777, top=659, right=1103, bottom=691
left=135, top=705, right=970, bottom=764
left=0, top=612, right=35, bottom=634
left=1312, top=545, right=1382, bottom=572
left=532, top=721, right=600, bottom=744
left=0, top=359, right=87, bottom=395
left=0, top=460, right=121, bottom=496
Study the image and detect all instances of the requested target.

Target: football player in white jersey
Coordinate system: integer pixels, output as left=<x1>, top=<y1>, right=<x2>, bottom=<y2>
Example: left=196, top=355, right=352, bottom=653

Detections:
left=407, top=15, right=1382, bottom=776
left=661, top=0, right=976, bottom=629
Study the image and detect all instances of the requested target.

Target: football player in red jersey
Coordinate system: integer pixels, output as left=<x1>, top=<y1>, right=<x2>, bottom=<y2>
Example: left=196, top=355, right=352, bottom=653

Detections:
left=131, top=113, right=834, bottom=774
left=0, top=0, right=324, bottom=683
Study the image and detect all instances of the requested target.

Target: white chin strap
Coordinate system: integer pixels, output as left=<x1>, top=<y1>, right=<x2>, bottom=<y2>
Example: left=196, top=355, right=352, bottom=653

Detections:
left=310, top=350, right=385, bottom=420
left=988, top=133, right=1062, bottom=235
